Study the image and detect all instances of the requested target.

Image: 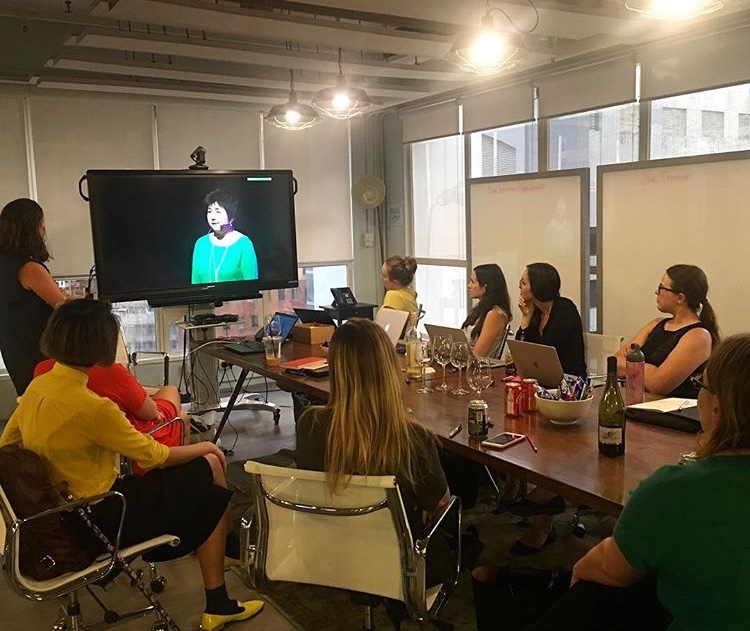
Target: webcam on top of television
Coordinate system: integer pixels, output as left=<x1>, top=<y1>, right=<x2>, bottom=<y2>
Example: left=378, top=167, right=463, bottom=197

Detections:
left=188, top=146, right=209, bottom=170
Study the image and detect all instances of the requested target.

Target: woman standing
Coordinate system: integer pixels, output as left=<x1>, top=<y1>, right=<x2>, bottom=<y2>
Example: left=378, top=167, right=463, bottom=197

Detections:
left=614, top=264, right=719, bottom=397
left=516, top=262, right=586, bottom=376
left=381, top=254, right=419, bottom=325
left=462, top=263, right=512, bottom=358
left=0, top=198, right=65, bottom=395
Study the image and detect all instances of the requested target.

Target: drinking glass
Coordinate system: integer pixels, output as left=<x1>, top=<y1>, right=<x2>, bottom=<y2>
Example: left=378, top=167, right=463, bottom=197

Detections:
left=433, top=336, right=452, bottom=392
left=450, top=342, right=470, bottom=396
left=416, top=338, right=433, bottom=394
left=466, top=356, right=492, bottom=399
left=266, top=313, right=282, bottom=337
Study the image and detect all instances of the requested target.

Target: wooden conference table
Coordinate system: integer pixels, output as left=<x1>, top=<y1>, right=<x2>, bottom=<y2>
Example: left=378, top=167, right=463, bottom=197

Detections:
left=202, top=340, right=697, bottom=517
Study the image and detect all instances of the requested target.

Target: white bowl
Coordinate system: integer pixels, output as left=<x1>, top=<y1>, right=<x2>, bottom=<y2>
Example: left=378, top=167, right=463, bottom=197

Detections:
left=534, top=391, right=594, bottom=426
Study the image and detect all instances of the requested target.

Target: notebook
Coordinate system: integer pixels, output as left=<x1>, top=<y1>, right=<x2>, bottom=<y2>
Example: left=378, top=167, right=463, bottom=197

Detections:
left=375, top=308, right=410, bottom=347
left=505, top=339, right=565, bottom=388
left=293, top=308, right=337, bottom=328
left=626, top=399, right=701, bottom=433
left=224, top=312, right=298, bottom=354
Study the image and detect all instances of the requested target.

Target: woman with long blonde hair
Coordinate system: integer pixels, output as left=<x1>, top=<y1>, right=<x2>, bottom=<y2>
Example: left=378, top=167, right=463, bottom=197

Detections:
left=295, top=318, right=450, bottom=534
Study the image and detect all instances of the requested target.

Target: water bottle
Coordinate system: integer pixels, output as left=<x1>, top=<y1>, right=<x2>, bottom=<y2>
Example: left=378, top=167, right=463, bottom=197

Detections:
left=599, top=356, right=626, bottom=457
left=625, top=343, right=645, bottom=406
left=405, top=326, right=422, bottom=381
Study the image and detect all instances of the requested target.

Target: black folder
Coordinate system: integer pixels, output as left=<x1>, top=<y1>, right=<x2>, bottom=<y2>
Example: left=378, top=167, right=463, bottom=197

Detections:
left=625, top=405, right=701, bottom=434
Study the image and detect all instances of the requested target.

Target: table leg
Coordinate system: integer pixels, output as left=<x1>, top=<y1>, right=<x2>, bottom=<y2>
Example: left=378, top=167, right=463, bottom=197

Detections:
left=212, top=367, right=249, bottom=444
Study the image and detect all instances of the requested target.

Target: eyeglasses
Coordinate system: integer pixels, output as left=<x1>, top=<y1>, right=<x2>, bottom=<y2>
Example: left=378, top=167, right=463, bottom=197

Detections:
left=657, top=284, right=679, bottom=295
left=690, top=374, right=712, bottom=393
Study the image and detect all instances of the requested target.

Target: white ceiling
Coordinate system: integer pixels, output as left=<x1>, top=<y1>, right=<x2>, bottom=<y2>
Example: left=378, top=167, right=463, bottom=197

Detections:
left=1, top=0, right=749, bottom=110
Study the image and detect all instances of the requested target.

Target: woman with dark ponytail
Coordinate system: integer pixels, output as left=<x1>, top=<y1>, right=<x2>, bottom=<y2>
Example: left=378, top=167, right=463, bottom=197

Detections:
left=462, top=263, right=512, bottom=358
left=615, top=264, right=719, bottom=398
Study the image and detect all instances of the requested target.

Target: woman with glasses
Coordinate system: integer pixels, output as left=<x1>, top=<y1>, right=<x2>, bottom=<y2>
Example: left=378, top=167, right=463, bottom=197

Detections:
left=614, top=264, right=720, bottom=397
left=477, top=334, right=750, bottom=631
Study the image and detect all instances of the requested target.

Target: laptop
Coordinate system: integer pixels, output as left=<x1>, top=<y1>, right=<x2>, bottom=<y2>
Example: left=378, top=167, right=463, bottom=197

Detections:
left=375, top=308, right=410, bottom=348
left=293, top=308, right=337, bottom=328
left=224, top=312, right=299, bottom=354
left=506, top=339, right=565, bottom=388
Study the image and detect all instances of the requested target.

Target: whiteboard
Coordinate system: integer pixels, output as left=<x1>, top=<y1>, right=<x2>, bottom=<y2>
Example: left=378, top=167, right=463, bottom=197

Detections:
left=469, top=170, right=587, bottom=328
left=599, top=152, right=750, bottom=339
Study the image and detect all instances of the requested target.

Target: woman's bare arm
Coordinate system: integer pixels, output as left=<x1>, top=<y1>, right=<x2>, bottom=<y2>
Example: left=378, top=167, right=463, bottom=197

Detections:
left=17, top=261, right=66, bottom=307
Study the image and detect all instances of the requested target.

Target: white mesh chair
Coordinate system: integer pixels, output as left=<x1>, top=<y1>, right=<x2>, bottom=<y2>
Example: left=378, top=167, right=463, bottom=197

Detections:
left=0, top=484, right=179, bottom=630
left=242, top=462, right=461, bottom=630
left=584, top=332, right=625, bottom=378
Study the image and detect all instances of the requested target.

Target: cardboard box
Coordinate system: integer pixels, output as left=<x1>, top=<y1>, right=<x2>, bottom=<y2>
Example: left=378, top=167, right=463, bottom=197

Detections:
left=292, top=323, right=335, bottom=345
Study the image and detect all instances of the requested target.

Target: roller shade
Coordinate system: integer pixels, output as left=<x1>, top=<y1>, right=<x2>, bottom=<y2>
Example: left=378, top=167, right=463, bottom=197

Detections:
left=264, top=119, right=352, bottom=264
left=0, top=96, right=30, bottom=203
left=640, top=27, right=750, bottom=101
left=463, top=83, right=535, bottom=133
left=537, top=58, right=636, bottom=119
left=401, top=101, right=460, bottom=143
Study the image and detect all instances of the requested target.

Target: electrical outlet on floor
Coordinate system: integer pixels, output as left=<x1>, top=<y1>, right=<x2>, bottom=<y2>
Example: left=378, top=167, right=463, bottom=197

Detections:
left=362, top=232, right=374, bottom=247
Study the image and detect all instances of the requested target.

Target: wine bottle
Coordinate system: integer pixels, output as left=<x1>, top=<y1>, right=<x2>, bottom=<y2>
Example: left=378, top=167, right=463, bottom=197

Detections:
left=599, top=355, right=625, bottom=457
left=625, top=343, right=645, bottom=406
left=405, top=326, right=422, bottom=381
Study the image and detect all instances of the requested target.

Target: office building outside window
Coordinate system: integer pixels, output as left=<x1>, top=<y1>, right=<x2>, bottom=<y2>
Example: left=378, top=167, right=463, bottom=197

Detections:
left=469, top=121, right=538, bottom=178
left=548, top=102, right=640, bottom=330
left=650, top=83, right=750, bottom=159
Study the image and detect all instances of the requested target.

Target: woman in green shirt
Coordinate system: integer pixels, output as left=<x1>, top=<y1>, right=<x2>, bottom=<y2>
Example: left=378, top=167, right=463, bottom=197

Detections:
left=191, top=189, right=258, bottom=284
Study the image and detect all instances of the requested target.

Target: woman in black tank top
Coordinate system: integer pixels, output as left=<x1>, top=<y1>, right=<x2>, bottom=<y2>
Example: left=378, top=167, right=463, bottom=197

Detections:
left=615, top=264, right=720, bottom=398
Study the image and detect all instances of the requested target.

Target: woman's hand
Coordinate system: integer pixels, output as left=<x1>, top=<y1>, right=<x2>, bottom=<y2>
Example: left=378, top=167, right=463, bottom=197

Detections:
left=518, top=296, right=533, bottom=329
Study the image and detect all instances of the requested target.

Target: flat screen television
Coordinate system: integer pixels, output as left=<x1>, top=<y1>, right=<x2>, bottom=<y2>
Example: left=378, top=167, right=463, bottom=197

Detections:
left=86, top=170, right=298, bottom=307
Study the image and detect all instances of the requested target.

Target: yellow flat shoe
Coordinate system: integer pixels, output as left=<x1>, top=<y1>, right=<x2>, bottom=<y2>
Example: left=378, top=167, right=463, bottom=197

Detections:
left=199, top=600, right=264, bottom=631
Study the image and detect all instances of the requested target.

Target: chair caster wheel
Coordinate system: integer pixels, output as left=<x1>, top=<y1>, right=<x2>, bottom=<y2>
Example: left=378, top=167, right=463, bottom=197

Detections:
left=52, top=619, right=67, bottom=631
left=150, top=576, right=167, bottom=593
left=152, top=621, right=169, bottom=631
left=572, top=523, right=586, bottom=538
left=131, top=568, right=144, bottom=586
left=273, top=411, right=281, bottom=426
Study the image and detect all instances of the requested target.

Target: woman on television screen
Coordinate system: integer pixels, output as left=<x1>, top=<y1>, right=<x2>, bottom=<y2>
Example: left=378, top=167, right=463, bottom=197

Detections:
left=191, top=189, right=258, bottom=284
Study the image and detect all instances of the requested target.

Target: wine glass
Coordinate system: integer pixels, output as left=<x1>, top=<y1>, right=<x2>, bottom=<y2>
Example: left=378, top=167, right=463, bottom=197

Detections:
left=467, top=356, right=492, bottom=399
left=450, top=342, right=470, bottom=396
left=433, top=336, right=452, bottom=392
left=416, top=338, right=433, bottom=394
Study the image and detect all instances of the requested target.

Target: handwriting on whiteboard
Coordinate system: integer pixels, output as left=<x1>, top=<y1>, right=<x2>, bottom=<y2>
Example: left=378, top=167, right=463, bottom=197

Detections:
left=486, top=182, right=546, bottom=194
left=640, top=172, right=691, bottom=185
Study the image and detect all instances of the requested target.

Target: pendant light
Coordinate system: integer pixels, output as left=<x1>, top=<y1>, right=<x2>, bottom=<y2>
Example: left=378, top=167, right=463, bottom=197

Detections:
left=624, top=0, right=727, bottom=19
left=265, top=70, right=321, bottom=131
left=446, top=1, right=538, bottom=75
left=312, top=48, right=373, bottom=120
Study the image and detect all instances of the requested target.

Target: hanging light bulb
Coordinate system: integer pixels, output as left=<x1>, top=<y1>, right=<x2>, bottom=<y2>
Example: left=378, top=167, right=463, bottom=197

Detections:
left=624, top=0, right=727, bottom=19
left=446, top=2, right=538, bottom=75
left=265, top=70, right=321, bottom=131
left=312, top=48, right=373, bottom=120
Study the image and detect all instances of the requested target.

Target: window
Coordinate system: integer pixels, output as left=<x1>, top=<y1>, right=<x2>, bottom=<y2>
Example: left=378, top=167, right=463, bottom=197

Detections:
left=548, top=102, right=640, bottom=330
left=470, top=121, right=538, bottom=178
left=650, top=83, right=750, bottom=159
left=410, top=135, right=467, bottom=330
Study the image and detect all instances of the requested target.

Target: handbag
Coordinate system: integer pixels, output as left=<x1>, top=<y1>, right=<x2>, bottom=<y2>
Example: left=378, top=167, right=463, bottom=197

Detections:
left=0, top=445, right=99, bottom=581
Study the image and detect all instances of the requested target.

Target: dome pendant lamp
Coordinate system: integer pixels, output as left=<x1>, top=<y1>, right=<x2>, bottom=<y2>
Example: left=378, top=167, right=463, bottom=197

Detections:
left=446, top=0, right=538, bottom=75
left=312, top=48, right=373, bottom=120
left=265, top=70, right=321, bottom=131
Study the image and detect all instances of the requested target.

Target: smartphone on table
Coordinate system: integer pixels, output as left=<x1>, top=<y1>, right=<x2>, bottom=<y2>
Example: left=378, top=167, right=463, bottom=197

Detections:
left=481, top=432, right=526, bottom=450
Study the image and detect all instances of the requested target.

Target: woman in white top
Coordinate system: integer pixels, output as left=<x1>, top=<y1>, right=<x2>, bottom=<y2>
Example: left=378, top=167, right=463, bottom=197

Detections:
left=462, top=264, right=512, bottom=358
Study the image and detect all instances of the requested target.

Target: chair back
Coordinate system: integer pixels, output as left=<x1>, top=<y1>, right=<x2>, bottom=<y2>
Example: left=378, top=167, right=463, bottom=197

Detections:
left=497, top=324, right=512, bottom=360
left=115, top=326, right=131, bottom=369
left=584, top=332, right=624, bottom=377
left=244, top=462, right=418, bottom=605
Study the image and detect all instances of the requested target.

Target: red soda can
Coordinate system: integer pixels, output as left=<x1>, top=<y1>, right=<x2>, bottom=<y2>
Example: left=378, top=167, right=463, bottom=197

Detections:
left=522, top=378, right=538, bottom=412
left=504, top=382, right=523, bottom=416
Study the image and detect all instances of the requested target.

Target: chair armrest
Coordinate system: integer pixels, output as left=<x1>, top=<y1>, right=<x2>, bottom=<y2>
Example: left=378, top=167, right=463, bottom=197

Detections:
left=146, top=416, right=185, bottom=444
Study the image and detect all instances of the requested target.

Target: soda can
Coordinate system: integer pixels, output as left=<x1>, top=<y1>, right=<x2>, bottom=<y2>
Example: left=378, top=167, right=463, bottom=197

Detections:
left=504, top=382, right=523, bottom=417
left=522, top=378, right=538, bottom=412
left=468, top=400, right=489, bottom=436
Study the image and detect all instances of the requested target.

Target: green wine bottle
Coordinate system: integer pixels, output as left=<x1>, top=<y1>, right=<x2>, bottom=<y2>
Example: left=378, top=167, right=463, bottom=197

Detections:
left=598, top=355, right=626, bottom=457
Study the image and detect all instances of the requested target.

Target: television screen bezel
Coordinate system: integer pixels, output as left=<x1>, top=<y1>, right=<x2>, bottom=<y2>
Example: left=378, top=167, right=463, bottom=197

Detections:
left=86, top=169, right=299, bottom=307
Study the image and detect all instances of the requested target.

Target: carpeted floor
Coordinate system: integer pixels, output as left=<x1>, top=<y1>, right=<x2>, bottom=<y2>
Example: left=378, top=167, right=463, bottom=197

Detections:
left=226, top=454, right=614, bottom=631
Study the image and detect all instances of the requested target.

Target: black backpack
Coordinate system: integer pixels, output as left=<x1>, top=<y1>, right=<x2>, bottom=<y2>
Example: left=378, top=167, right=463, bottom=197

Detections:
left=0, top=444, right=99, bottom=581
